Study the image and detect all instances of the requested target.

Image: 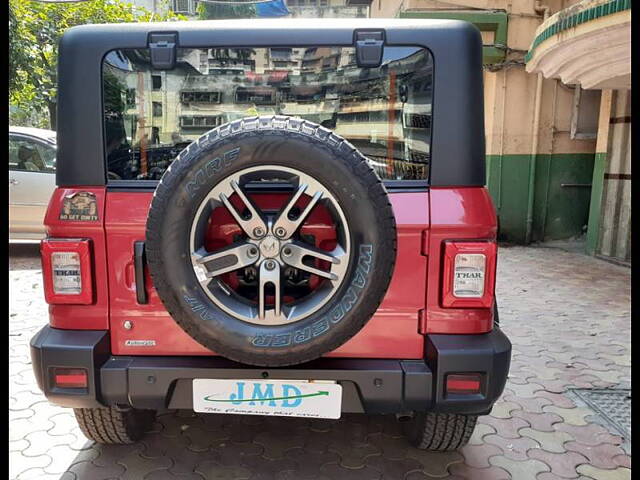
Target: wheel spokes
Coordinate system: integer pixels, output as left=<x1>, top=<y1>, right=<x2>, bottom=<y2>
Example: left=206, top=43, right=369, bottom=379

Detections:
left=193, top=243, right=258, bottom=278
left=219, top=180, right=268, bottom=239
left=272, top=185, right=322, bottom=239
left=282, top=241, right=340, bottom=280
left=258, top=261, right=281, bottom=320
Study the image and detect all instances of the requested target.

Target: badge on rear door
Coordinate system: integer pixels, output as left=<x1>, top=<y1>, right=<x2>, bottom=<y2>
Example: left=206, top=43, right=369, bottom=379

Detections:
left=59, top=192, right=99, bottom=221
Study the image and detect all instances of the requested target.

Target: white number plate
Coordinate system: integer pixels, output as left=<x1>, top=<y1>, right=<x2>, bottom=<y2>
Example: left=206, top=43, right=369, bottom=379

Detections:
left=192, top=379, right=342, bottom=419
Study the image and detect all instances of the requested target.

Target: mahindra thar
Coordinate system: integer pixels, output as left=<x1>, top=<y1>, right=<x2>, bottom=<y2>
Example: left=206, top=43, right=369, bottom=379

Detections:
left=30, top=18, right=511, bottom=450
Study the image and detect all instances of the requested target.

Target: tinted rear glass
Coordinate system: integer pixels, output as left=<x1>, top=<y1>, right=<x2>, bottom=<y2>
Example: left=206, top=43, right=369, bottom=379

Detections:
left=102, top=46, right=433, bottom=182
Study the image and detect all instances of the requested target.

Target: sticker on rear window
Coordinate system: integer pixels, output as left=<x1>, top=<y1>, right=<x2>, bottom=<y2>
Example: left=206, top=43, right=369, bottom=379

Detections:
left=59, top=192, right=99, bottom=221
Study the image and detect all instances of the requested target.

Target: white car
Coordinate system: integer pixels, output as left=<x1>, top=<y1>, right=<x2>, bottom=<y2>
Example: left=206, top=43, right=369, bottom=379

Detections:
left=9, top=126, right=57, bottom=241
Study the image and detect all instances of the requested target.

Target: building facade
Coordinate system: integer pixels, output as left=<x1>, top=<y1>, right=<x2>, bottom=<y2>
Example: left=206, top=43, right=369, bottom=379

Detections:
left=370, top=0, right=630, bottom=264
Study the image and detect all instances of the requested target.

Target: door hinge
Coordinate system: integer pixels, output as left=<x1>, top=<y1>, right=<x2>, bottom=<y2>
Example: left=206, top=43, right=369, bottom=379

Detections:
left=418, top=309, right=427, bottom=334
left=355, top=30, right=385, bottom=68
left=148, top=33, right=178, bottom=70
left=421, top=230, right=430, bottom=256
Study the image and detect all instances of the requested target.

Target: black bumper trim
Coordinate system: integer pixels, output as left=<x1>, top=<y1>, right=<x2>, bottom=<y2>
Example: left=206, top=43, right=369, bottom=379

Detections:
left=30, top=326, right=510, bottom=415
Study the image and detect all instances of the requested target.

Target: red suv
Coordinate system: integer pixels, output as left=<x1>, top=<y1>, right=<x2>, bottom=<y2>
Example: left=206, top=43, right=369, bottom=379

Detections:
left=30, top=18, right=511, bottom=451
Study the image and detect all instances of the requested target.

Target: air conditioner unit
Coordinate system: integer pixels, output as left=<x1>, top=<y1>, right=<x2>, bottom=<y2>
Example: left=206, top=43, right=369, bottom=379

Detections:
left=173, top=0, right=194, bottom=14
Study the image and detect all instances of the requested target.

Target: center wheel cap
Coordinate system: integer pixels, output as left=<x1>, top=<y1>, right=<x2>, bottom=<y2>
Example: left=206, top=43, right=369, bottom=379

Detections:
left=259, top=235, right=281, bottom=259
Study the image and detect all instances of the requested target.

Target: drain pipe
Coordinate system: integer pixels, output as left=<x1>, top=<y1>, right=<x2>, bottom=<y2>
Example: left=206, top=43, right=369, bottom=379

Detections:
left=525, top=0, right=550, bottom=244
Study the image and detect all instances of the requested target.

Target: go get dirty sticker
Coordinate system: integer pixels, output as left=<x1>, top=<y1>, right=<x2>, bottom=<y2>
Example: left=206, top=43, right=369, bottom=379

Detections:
left=192, top=379, right=342, bottom=419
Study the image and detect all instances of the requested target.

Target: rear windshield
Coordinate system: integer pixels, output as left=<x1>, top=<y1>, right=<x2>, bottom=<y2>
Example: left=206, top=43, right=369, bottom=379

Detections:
left=102, top=46, right=433, bottom=182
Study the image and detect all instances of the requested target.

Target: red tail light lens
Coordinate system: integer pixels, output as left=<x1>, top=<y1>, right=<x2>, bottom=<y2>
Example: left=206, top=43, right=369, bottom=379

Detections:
left=41, top=239, right=93, bottom=304
left=52, top=368, right=88, bottom=389
left=446, top=374, right=482, bottom=395
left=442, top=241, right=497, bottom=308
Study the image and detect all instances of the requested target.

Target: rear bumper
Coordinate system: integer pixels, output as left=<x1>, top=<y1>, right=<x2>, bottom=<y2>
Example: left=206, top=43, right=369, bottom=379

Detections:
left=30, top=325, right=511, bottom=415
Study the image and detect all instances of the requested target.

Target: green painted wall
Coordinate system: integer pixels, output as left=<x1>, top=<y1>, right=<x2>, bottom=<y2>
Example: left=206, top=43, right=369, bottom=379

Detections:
left=486, top=153, right=595, bottom=243
left=586, top=152, right=608, bottom=255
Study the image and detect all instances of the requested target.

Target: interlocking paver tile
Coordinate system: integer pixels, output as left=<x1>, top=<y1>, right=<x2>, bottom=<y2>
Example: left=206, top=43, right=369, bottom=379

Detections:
left=43, top=444, right=91, bottom=474
left=489, top=456, right=550, bottom=480
left=565, top=442, right=630, bottom=470
left=543, top=406, right=596, bottom=426
left=9, top=450, right=52, bottom=479
left=519, top=428, right=573, bottom=453
left=254, top=429, right=307, bottom=459
left=208, top=441, right=264, bottom=468
left=141, top=432, right=190, bottom=458
left=405, top=449, right=463, bottom=477
left=9, top=438, right=30, bottom=453
left=536, top=391, right=579, bottom=408
left=490, top=400, right=521, bottom=419
left=68, top=460, right=126, bottom=479
left=319, top=463, right=382, bottom=480
left=46, top=411, right=83, bottom=436
left=365, top=455, right=424, bottom=479
left=17, top=468, right=75, bottom=480
left=447, top=463, right=510, bottom=480
left=537, top=474, right=593, bottom=480
left=22, top=430, right=77, bottom=457
left=478, top=415, right=530, bottom=439
left=512, top=410, right=563, bottom=432
left=597, top=353, right=630, bottom=367
left=367, top=433, right=411, bottom=460
left=144, top=470, right=205, bottom=480
left=576, top=465, right=632, bottom=480
left=93, top=443, right=144, bottom=467
left=239, top=456, right=297, bottom=479
left=458, top=443, right=503, bottom=468
left=328, top=439, right=381, bottom=469
left=283, top=447, right=340, bottom=479
left=184, top=425, right=231, bottom=452
left=503, top=381, right=546, bottom=398
left=528, top=449, right=589, bottom=478
left=612, top=455, right=631, bottom=469
left=117, top=450, right=173, bottom=479
left=194, top=460, right=252, bottom=479
left=467, top=423, right=497, bottom=445
left=483, top=434, right=541, bottom=461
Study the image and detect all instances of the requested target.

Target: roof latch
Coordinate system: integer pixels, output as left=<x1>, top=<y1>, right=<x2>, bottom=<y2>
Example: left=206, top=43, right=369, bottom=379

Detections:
left=149, top=33, right=178, bottom=70
left=355, top=31, right=385, bottom=68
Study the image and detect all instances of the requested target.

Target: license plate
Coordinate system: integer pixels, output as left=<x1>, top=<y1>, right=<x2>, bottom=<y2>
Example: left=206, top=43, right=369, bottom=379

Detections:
left=192, top=379, right=342, bottom=419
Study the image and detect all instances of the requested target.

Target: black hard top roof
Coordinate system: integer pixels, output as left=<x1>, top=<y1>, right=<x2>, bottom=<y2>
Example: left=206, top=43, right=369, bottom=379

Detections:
left=56, top=18, right=485, bottom=187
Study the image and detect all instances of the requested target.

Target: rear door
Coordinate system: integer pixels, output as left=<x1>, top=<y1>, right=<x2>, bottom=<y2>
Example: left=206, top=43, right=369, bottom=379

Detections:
left=102, top=41, right=433, bottom=358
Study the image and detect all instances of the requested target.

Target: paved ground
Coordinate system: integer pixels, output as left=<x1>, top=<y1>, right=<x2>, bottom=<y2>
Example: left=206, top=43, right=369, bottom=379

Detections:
left=10, top=243, right=631, bottom=480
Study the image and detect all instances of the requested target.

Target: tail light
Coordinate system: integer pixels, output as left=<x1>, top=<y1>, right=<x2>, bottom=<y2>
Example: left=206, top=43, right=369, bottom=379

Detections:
left=442, top=241, right=496, bottom=308
left=51, top=368, right=88, bottom=389
left=446, top=373, right=482, bottom=395
left=41, top=239, right=93, bottom=304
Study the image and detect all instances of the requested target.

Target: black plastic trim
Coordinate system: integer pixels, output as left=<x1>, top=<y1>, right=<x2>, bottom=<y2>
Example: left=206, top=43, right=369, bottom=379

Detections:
left=30, top=327, right=110, bottom=408
left=56, top=19, right=485, bottom=188
left=133, top=241, right=148, bottom=304
left=30, top=326, right=510, bottom=415
left=426, top=328, right=511, bottom=415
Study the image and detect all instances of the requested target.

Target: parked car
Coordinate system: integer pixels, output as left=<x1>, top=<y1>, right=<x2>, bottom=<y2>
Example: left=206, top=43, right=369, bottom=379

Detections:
left=30, top=19, right=511, bottom=450
left=9, top=126, right=57, bottom=241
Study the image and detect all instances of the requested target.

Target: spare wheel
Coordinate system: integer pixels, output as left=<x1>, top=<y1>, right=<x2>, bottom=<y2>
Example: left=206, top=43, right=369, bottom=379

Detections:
left=145, top=116, right=396, bottom=367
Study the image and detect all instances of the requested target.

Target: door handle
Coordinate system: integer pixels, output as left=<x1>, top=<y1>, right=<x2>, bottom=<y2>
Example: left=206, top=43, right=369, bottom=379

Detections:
left=9, top=178, right=19, bottom=185
left=134, top=241, right=148, bottom=304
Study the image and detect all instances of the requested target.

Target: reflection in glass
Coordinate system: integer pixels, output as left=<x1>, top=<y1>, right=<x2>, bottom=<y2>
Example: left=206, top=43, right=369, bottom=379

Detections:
left=103, top=46, right=433, bottom=181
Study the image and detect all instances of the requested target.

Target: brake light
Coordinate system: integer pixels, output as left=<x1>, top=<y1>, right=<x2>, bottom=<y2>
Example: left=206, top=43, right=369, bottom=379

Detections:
left=442, top=241, right=496, bottom=308
left=41, top=239, right=93, bottom=304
